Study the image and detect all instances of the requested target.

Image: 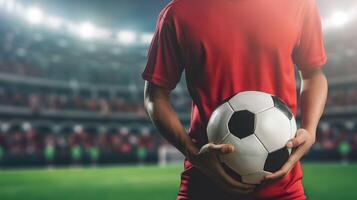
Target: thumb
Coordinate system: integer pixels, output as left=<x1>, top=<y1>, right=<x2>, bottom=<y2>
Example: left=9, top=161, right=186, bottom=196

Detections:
left=208, top=143, right=235, bottom=155
left=287, top=129, right=307, bottom=148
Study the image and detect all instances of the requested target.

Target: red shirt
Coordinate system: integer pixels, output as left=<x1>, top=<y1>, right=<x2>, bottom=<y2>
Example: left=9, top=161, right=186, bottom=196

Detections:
left=142, top=0, right=326, bottom=199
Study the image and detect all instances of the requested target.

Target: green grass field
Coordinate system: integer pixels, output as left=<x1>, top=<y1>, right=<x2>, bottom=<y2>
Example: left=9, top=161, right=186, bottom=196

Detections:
left=0, top=164, right=356, bottom=200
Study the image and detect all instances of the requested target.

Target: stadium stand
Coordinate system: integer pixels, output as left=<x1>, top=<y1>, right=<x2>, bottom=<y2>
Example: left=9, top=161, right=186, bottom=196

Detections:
left=0, top=0, right=356, bottom=167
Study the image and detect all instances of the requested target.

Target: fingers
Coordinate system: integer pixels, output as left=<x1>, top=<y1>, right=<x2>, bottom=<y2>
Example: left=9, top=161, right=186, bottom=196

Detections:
left=265, top=139, right=309, bottom=182
left=264, top=152, right=300, bottom=182
left=264, top=168, right=289, bottom=182
left=264, top=160, right=293, bottom=182
left=286, top=129, right=308, bottom=148
left=196, top=143, right=255, bottom=194
left=207, top=143, right=234, bottom=155
left=285, top=140, right=310, bottom=167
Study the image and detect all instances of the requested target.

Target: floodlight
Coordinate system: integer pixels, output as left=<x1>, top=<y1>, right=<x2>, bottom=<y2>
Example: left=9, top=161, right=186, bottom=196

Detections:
left=117, top=31, right=136, bottom=44
left=26, top=7, right=43, bottom=24
left=140, top=33, right=154, bottom=44
left=331, top=11, right=349, bottom=27
left=78, top=22, right=96, bottom=39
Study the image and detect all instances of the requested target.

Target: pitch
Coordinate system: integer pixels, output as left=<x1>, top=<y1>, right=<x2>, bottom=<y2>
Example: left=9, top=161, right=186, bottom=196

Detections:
left=0, top=164, right=356, bottom=200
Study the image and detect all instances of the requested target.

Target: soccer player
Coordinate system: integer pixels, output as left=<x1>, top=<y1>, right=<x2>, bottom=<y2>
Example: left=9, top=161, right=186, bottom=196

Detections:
left=142, top=0, right=327, bottom=199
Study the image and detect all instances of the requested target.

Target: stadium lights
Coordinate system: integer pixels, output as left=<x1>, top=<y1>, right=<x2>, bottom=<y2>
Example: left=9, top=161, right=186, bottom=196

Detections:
left=117, top=31, right=136, bottom=44
left=331, top=12, right=349, bottom=27
left=78, top=22, right=96, bottom=39
left=323, top=9, right=356, bottom=30
left=0, top=1, right=165, bottom=46
left=26, top=6, right=44, bottom=25
left=141, top=33, right=154, bottom=44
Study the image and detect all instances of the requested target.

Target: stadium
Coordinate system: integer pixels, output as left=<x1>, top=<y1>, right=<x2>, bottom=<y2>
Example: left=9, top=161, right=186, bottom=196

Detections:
left=0, top=0, right=356, bottom=199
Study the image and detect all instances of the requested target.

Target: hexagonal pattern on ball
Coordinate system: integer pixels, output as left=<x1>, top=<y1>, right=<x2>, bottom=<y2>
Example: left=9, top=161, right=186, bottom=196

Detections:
left=207, top=102, right=233, bottom=143
left=271, top=96, right=293, bottom=120
left=264, top=147, right=290, bottom=172
left=255, top=107, right=292, bottom=153
left=228, top=110, right=255, bottom=139
left=220, top=134, right=268, bottom=176
left=228, top=91, right=274, bottom=114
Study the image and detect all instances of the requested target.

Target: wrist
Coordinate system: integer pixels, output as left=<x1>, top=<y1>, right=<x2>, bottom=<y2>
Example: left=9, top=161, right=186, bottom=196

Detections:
left=298, top=128, right=316, bottom=144
left=184, top=143, right=199, bottom=159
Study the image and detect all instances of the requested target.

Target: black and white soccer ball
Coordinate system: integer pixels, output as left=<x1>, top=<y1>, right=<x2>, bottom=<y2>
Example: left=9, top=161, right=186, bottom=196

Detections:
left=207, top=91, right=297, bottom=184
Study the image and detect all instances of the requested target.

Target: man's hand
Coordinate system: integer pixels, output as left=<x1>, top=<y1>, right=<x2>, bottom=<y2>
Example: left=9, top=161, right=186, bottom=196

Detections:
left=264, top=128, right=315, bottom=182
left=187, top=143, right=256, bottom=194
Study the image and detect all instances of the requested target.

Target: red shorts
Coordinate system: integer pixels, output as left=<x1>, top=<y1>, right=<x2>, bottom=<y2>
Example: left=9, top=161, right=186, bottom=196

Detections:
left=177, top=161, right=306, bottom=200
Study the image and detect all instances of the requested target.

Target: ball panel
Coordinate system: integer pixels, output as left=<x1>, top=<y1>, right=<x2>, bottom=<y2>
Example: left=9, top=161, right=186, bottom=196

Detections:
left=207, top=102, right=233, bottom=143
left=290, top=115, right=297, bottom=139
left=289, top=116, right=297, bottom=154
left=220, top=134, right=268, bottom=175
left=228, top=110, right=255, bottom=139
left=255, top=107, right=292, bottom=153
left=272, top=96, right=293, bottom=120
left=264, top=147, right=290, bottom=172
left=241, top=171, right=271, bottom=184
left=228, top=91, right=274, bottom=114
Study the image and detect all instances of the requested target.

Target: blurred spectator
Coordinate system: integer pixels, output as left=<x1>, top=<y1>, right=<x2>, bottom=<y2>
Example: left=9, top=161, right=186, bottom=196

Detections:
left=89, top=145, right=99, bottom=165
left=0, top=145, right=3, bottom=163
left=71, top=145, right=82, bottom=164
left=44, top=134, right=56, bottom=165
left=0, top=120, right=354, bottom=167
left=338, top=140, right=351, bottom=165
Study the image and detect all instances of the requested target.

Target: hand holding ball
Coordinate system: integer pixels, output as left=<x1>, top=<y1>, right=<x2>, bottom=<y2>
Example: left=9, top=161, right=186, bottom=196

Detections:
left=207, top=91, right=297, bottom=184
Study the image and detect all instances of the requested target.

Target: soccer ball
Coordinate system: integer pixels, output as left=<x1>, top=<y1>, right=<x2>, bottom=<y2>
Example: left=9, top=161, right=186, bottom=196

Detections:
left=207, top=91, right=297, bottom=184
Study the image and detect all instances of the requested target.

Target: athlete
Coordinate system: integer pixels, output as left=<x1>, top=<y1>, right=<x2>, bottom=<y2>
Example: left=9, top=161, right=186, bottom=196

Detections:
left=142, top=0, right=328, bottom=199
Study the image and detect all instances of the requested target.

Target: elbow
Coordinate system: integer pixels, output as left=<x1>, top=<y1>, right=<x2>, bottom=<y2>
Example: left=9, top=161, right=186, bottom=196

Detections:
left=301, top=68, right=328, bottom=90
left=143, top=81, right=156, bottom=116
left=143, top=81, right=170, bottom=117
left=320, top=70, right=328, bottom=85
left=143, top=87, right=153, bottom=116
left=318, top=71, right=328, bottom=93
left=144, top=94, right=153, bottom=114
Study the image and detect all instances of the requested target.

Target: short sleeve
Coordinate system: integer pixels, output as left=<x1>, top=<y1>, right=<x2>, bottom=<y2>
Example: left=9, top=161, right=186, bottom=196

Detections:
left=141, top=10, right=184, bottom=90
left=293, top=0, right=327, bottom=72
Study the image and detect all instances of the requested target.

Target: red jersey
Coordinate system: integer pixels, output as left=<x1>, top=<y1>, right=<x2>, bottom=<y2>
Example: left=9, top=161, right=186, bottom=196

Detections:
left=142, top=0, right=326, bottom=199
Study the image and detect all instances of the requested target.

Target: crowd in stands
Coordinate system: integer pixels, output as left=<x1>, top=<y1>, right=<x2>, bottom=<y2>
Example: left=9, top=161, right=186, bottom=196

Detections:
left=314, top=121, right=357, bottom=152
left=326, top=85, right=357, bottom=108
left=0, top=15, right=146, bottom=86
left=0, top=9, right=356, bottom=167
left=0, top=83, right=191, bottom=114
left=0, top=120, right=356, bottom=167
left=0, top=82, right=355, bottom=115
left=0, top=123, right=161, bottom=166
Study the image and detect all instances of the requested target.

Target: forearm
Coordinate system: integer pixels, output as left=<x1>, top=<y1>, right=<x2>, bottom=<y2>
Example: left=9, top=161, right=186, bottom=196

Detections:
left=144, top=82, right=198, bottom=157
left=299, top=69, right=328, bottom=137
left=266, top=69, right=328, bottom=181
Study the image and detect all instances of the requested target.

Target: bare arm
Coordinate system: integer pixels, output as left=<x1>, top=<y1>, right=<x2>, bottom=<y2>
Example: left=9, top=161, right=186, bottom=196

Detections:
left=266, top=68, right=328, bottom=181
left=144, top=81, right=255, bottom=193
left=298, top=68, right=328, bottom=138
left=143, top=81, right=198, bottom=156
